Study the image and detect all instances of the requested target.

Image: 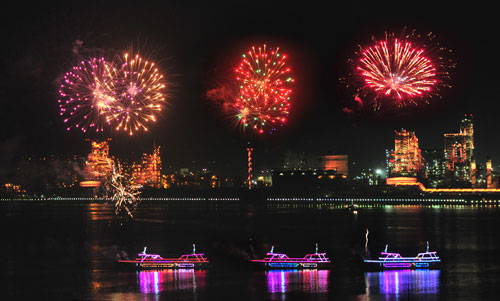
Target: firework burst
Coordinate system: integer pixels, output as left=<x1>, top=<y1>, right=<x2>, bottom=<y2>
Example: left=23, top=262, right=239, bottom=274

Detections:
left=345, top=29, right=454, bottom=110
left=233, top=44, right=294, bottom=134
left=58, top=57, right=117, bottom=133
left=109, top=52, right=166, bottom=135
left=59, top=50, right=167, bottom=136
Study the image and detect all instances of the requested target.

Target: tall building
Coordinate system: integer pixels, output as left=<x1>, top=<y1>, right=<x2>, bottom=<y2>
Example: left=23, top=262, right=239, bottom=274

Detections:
left=131, top=146, right=162, bottom=188
left=460, top=114, right=474, bottom=161
left=444, top=114, right=474, bottom=183
left=444, top=133, right=467, bottom=179
left=84, top=140, right=113, bottom=182
left=388, top=129, right=423, bottom=177
left=471, top=159, right=477, bottom=187
left=421, top=149, right=446, bottom=188
left=485, top=157, right=499, bottom=188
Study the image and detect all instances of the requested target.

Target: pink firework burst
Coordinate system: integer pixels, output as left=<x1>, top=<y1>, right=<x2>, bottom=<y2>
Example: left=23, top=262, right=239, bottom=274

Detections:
left=58, top=57, right=117, bottom=133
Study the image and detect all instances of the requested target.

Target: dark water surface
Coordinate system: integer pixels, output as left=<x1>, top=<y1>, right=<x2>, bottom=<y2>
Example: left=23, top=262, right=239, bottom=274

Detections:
left=3, top=200, right=500, bottom=300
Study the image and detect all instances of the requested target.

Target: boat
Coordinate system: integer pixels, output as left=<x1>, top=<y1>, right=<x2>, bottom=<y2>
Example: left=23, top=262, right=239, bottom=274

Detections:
left=119, top=244, right=210, bottom=269
left=348, top=199, right=359, bottom=211
left=251, top=244, right=332, bottom=269
left=364, top=242, right=440, bottom=270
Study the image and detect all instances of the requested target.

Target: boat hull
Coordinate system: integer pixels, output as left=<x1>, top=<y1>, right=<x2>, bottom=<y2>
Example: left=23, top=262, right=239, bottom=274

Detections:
left=363, top=260, right=440, bottom=270
left=119, top=261, right=210, bottom=270
left=252, top=261, right=332, bottom=269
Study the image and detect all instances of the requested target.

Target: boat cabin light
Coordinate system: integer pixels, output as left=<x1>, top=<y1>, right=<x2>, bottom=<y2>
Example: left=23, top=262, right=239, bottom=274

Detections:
left=265, top=253, right=290, bottom=260
left=303, top=253, right=328, bottom=261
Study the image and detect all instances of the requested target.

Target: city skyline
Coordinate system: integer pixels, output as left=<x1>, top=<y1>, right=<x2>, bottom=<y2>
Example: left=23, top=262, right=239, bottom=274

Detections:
left=4, top=4, right=500, bottom=300
left=1, top=2, right=499, bottom=179
left=4, top=113, right=496, bottom=196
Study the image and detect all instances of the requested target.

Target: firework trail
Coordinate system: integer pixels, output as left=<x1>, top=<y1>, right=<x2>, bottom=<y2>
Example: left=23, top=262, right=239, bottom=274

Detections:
left=109, top=161, right=141, bottom=219
left=343, top=29, right=454, bottom=110
left=233, top=44, right=294, bottom=134
left=58, top=57, right=117, bottom=133
left=365, top=228, right=369, bottom=253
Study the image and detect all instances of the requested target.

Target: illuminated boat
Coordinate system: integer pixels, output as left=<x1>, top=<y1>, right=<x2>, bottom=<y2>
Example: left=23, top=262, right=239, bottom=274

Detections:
left=251, top=244, right=332, bottom=269
left=119, top=245, right=210, bottom=269
left=364, top=242, right=440, bottom=270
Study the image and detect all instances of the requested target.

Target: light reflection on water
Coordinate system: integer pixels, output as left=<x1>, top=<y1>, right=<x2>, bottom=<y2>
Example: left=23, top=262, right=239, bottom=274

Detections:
left=137, top=269, right=207, bottom=294
left=265, top=269, right=329, bottom=294
left=6, top=200, right=500, bottom=299
left=364, top=269, right=440, bottom=298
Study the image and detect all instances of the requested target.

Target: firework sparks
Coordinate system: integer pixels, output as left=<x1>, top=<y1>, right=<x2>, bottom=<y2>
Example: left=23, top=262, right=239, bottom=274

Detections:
left=109, top=161, right=141, bottom=219
left=58, top=57, right=116, bottom=133
left=59, top=51, right=166, bottom=136
left=358, top=38, right=436, bottom=100
left=233, top=44, right=294, bottom=134
left=109, top=52, right=166, bottom=136
left=345, top=29, right=454, bottom=109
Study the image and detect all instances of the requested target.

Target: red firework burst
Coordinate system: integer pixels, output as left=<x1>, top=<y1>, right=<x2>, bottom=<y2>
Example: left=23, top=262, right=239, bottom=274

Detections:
left=233, top=44, right=294, bottom=134
left=348, top=29, right=453, bottom=109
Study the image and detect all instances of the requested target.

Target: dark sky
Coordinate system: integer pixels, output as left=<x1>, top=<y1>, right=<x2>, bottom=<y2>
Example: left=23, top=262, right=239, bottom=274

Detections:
left=1, top=1, right=499, bottom=177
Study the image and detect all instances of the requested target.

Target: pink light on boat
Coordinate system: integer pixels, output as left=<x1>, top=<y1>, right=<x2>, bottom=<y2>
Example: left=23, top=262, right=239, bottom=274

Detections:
left=119, top=245, right=210, bottom=269
left=251, top=244, right=332, bottom=269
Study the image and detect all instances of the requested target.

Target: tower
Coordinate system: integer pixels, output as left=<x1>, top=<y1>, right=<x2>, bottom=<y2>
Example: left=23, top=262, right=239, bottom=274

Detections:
left=247, top=147, right=253, bottom=190
left=131, top=146, right=162, bottom=188
left=486, top=157, right=493, bottom=188
left=471, top=159, right=477, bottom=187
left=444, top=114, right=474, bottom=184
left=460, top=114, right=474, bottom=163
left=389, top=129, right=423, bottom=177
left=85, top=139, right=113, bottom=181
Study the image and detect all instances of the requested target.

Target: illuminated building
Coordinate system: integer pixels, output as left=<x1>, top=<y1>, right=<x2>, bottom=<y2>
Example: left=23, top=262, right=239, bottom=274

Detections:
left=256, top=170, right=273, bottom=187
left=13, top=155, right=85, bottom=192
left=471, top=159, right=477, bottom=187
left=282, top=152, right=348, bottom=177
left=132, top=146, right=162, bottom=188
left=275, top=151, right=349, bottom=191
left=83, top=140, right=113, bottom=185
left=387, top=178, right=500, bottom=194
left=1, top=183, right=26, bottom=196
left=321, top=155, right=348, bottom=178
left=272, top=169, right=347, bottom=191
left=421, top=149, right=446, bottom=188
left=460, top=114, right=474, bottom=162
left=163, top=172, right=224, bottom=189
left=485, top=157, right=499, bottom=188
left=283, top=151, right=309, bottom=170
left=444, top=133, right=467, bottom=180
left=386, top=177, right=418, bottom=186
left=354, top=169, right=382, bottom=186
left=388, top=129, right=423, bottom=177
left=444, top=114, right=474, bottom=183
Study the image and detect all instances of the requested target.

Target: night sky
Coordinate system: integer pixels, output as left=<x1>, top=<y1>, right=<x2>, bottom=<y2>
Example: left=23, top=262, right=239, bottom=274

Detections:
left=1, top=1, right=498, bottom=177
